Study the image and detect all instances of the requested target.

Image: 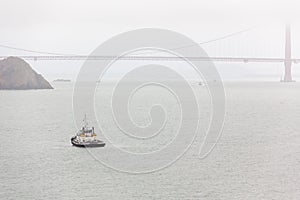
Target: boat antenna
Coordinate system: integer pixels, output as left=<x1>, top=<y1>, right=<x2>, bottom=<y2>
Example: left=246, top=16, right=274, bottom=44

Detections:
left=83, top=114, right=88, bottom=127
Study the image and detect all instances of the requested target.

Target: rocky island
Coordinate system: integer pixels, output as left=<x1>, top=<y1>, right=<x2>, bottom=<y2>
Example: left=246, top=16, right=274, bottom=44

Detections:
left=0, top=57, right=53, bottom=90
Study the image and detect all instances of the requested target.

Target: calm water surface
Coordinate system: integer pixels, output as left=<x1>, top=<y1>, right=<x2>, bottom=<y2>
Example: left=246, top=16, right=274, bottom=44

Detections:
left=0, top=82, right=300, bottom=199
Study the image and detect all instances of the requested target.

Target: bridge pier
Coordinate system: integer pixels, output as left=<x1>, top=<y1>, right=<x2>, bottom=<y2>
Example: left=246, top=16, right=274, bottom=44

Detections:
left=282, top=24, right=294, bottom=82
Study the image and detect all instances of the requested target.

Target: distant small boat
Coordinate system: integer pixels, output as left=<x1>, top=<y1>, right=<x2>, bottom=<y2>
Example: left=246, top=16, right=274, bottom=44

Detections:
left=198, top=82, right=205, bottom=86
left=71, top=115, right=105, bottom=148
left=53, top=79, right=71, bottom=82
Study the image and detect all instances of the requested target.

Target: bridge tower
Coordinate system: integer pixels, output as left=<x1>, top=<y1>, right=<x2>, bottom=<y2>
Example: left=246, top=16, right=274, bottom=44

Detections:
left=283, top=24, right=293, bottom=82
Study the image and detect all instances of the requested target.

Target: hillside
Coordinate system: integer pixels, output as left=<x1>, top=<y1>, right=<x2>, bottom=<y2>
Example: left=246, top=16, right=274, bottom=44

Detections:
left=0, top=57, right=53, bottom=90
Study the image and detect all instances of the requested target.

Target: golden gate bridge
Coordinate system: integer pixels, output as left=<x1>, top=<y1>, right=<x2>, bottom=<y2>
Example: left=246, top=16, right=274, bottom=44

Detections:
left=0, top=24, right=297, bottom=82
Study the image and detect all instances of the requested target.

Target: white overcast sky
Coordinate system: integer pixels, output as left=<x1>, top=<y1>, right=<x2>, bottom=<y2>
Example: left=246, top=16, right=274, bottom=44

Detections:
left=1, top=0, right=300, bottom=80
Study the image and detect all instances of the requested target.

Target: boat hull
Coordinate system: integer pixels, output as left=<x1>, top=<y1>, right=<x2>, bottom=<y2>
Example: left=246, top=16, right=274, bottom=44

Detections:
left=71, top=137, right=105, bottom=148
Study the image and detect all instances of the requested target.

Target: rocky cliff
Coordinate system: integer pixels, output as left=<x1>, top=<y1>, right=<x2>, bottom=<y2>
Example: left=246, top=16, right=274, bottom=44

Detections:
left=0, top=57, right=53, bottom=90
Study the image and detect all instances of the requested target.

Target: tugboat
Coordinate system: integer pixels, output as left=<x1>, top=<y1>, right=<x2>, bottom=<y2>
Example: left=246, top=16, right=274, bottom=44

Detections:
left=71, top=115, right=105, bottom=148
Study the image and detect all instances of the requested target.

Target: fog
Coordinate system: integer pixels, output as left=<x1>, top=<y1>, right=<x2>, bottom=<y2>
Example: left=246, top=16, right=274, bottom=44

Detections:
left=1, top=0, right=300, bottom=80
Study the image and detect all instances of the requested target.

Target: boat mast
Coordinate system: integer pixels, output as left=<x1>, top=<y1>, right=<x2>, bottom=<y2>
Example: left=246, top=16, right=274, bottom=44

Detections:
left=83, top=114, right=88, bottom=128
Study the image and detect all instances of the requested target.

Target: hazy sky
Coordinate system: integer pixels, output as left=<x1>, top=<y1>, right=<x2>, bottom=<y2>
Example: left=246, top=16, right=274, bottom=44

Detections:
left=1, top=0, right=300, bottom=80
